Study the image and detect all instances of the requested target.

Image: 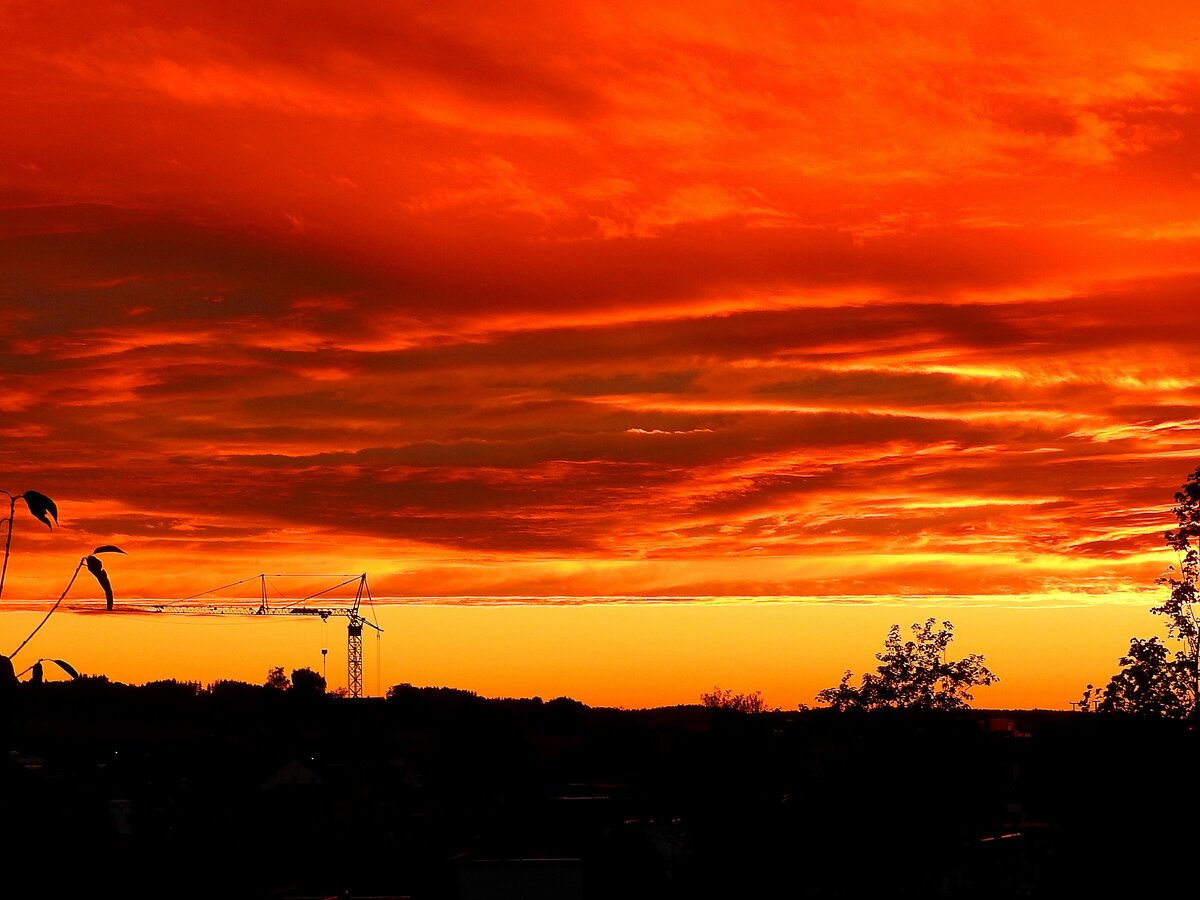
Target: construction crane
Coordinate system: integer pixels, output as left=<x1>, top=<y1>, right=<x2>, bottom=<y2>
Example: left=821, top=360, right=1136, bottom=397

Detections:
left=138, top=573, right=383, bottom=698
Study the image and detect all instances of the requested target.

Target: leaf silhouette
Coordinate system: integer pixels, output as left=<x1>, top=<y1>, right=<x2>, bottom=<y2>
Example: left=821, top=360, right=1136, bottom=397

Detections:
left=92, top=545, right=125, bottom=555
left=49, top=658, right=79, bottom=679
left=20, top=490, right=58, bottom=530
left=85, top=555, right=114, bottom=610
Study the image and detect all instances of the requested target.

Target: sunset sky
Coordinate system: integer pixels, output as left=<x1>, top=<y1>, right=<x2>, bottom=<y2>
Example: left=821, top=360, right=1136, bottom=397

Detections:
left=3, top=1, right=1200, bottom=708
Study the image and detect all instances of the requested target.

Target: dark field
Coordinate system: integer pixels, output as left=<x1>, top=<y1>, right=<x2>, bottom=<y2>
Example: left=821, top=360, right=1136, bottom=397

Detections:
left=1, top=680, right=1191, bottom=899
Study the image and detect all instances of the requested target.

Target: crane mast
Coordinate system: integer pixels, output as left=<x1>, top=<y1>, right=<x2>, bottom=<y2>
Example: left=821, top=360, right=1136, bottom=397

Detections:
left=140, top=573, right=383, bottom=697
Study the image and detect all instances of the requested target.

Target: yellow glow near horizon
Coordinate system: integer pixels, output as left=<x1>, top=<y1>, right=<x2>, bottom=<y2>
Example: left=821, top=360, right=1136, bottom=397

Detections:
left=1, top=595, right=1169, bottom=711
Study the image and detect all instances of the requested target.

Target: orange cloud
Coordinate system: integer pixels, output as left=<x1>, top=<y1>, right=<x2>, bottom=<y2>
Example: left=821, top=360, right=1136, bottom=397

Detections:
left=3, top=0, right=1200, bottom=704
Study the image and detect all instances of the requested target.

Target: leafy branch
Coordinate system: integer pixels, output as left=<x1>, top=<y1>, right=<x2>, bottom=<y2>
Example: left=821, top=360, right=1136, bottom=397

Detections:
left=0, top=489, right=59, bottom=602
left=8, top=546, right=126, bottom=661
left=0, top=487, right=127, bottom=680
left=16, top=658, right=80, bottom=682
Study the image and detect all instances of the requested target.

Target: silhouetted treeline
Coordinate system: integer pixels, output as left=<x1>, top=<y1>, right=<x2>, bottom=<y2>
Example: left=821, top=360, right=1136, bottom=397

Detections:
left=0, top=679, right=1194, bottom=900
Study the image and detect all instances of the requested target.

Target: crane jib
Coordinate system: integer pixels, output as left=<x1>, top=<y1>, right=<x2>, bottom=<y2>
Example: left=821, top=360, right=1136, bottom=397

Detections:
left=117, top=573, right=383, bottom=697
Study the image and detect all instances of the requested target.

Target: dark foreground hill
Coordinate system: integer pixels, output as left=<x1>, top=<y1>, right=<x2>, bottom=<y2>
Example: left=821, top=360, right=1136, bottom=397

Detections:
left=0, top=680, right=1193, bottom=899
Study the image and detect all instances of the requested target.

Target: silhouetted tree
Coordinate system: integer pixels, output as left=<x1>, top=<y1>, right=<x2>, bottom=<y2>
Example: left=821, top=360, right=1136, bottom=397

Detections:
left=263, top=666, right=326, bottom=694
left=1093, top=466, right=1200, bottom=718
left=1076, top=682, right=1100, bottom=711
left=816, top=618, right=997, bottom=711
left=289, top=667, right=326, bottom=695
left=700, top=686, right=770, bottom=713
left=207, top=678, right=267, bottom=701
left=265, top=666, right=290, bottom=690
left=140, top=678, right=200, bottom=700
left=1096, top=636, right=1193, bottom=718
